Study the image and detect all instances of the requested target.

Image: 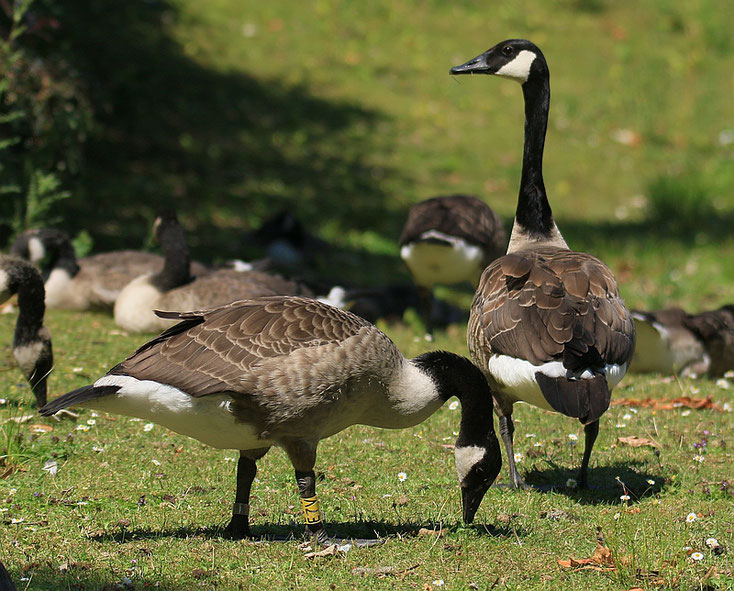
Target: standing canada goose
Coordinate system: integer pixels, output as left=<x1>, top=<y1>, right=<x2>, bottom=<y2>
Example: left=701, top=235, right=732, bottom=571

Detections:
left=451, top=39, right=635, bottom=488
left=0, top=256, right=53, bottom=407
left=40, top=296, right=501, bottom=543
left=10, top=228, right=183, bottom=310
left=114, top=213, right=313, bottom=333
left=631, top=305, right=734, bottom=377
left=399, top=195, right=507, bottom=336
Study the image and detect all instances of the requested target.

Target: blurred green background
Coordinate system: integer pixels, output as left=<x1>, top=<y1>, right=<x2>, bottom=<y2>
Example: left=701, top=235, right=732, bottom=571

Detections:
left=2, top=0, right=733, bottom=308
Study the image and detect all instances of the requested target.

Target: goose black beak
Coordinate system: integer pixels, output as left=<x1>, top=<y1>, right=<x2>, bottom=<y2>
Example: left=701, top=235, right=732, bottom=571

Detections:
left=450, top=52, right=492, bottom=75
left=461, top=484, right=489, bottom=524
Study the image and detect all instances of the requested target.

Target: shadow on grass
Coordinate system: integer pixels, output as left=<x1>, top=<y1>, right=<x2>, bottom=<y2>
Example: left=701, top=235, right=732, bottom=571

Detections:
left=89, top=519, right=522, bottom=544
left=42, top=0, right=401, bottom=261
left=520, top=460, right=664, bottom=505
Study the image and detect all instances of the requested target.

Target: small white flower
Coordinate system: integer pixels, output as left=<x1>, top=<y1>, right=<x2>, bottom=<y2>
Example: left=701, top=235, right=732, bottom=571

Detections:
left=686, top=512, right=697, bottom=523
left=448, top=400, right=459, bottom=410
left=620, top=494, right=631, bottom=501
left=9, top=488, right=17, bottom=495
left=725, top=370, right=734, bottom=379
left=652, top=499, right=661, bottom=505
left=0, top=398, right=6, bottom=405
left=76, top=501, right=88, bottom=506
left=613, top=512, right=621, bottom=520
left=92, top=446, right=104, bottom=453
left=525, top=433, right=536, bottom=438
left=681, top=409, right=691, bottom=417
left=224, top=456, right=236, bottom=462
left=690, top=551, right=704, bottom=561
left=533, top=441, right=543, bottom=447
left=623, top=413, right=632, bottom=420
left=75, top=424, right=90, bottom=432
left=690, top=387, right=700, bottom=395
left=72, top=367, right=84, bottom=373
left=723, top=402, right=732, bottom=412
left=86, top=419, right=96, bottom=426
left=397, top=472, right=407, bottom=482
left=10, top=518, right=24, bottom=524
left=629, top=407, right=638, bottom=414
left=646, top=479, right=655, bottom=485
left=705, top=537, right=719, bottom=547
left=432, top=580, right=445, bottom=587
left=42, top=459, right=58, bottom=477
left=716, top=378, right=730, bottom=390
left=693, top=455, right=705, bottom=463
left=90, top=411, right=99, bottom=417
left=616, top=423, right=627, bottom=428
left=568, top=434, right=578, bottom=443
left=143, top=423, right=154, bottom=432
left=565, top=478, right=577, bottom=488
left=514, top=453, right=524, bottom=462
left=151, top=459, right=161, bottom=466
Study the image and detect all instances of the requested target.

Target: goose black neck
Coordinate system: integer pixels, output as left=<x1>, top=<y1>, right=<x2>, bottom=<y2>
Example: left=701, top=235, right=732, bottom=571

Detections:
left=47, top=238, right=80, bottom=279
left=152, top=221, right=192, bottom=291
left=413, top=351, right=494, bottom=443
left=11, top=263, right=46, bottom=346
left=515, top=72, right=555, bottom=238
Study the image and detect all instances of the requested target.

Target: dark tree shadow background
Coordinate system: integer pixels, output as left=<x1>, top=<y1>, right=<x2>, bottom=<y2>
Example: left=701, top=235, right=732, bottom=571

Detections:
left=33, top=0, right=404, bottom=276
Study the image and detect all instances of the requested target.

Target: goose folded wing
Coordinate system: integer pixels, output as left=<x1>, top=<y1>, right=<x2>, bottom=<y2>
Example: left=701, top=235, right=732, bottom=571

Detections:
left=109, top=297, right=372, bottom=397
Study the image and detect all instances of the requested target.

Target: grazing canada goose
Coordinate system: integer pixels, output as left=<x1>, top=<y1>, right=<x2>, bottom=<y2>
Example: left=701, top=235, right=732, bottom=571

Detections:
left=114, top=213, right=313, bottom=333
left=631, top=305, right=734, bottom=377
left=400, top=195, right=507, bottom=335
left=10, top=227, right=186, bottom=310
left=451, top=39, right=635, bottom=488
left=0, top=256, right=53, bottom=407
left=41, top=296, right=501, bottom=543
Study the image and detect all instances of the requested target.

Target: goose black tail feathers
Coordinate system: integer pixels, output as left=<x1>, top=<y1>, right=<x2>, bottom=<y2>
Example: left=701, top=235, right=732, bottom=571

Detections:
left=38, top=385, right=120, bottom=416
left=534, top=373, right=610, bottom=425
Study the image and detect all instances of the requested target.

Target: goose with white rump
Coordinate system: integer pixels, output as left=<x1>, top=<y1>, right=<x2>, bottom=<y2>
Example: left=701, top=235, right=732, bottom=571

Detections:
left=0, top=256, right=53, bottom=407
left=40, top=296, right=501, bottom=543
left=114, top=213, right=313, bottom=333
left=451, top=39, right=635, bottom=488
left=399, top=194, right=507, bottom=336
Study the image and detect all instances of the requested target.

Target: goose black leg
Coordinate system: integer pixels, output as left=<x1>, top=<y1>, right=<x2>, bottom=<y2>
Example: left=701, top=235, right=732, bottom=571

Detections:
left=417, top=285, right=434, bottom=339
left=578, top=420, right=599, bottom=488
left=498, top=413, right=525, bottom=489
left=224, top=448, right=269, bottom=539
left=295, top=469, right=331, bottom=546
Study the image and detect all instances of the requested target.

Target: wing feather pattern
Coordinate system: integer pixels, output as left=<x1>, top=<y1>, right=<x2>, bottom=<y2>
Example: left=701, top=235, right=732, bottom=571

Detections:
left=108, top=297, right=378, bottom=398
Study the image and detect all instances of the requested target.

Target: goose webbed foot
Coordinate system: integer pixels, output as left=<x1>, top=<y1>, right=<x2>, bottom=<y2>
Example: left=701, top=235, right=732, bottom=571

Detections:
left=223, top=514, right=251, bottom=540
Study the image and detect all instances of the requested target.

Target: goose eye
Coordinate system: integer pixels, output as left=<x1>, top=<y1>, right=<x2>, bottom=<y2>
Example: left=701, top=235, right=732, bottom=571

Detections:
left=502, top=46, right=513, bottom=56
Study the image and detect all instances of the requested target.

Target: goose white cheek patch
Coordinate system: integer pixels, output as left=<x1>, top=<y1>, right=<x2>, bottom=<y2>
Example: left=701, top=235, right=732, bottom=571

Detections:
left=495, top=50, right=537, bottom=83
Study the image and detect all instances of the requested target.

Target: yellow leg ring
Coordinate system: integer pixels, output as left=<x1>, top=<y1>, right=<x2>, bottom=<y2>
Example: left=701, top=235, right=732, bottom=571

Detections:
left=301, top=496, right=322, bottom=525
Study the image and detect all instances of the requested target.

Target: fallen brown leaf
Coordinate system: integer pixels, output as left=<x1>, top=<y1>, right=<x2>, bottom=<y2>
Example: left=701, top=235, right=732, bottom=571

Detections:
left=612, top=395, right=721, bottom=411
left=558, top=542, right=616, bottom=572
left=617, top=435, right=661, bottom=449
left=303, top=544, right=339, bottom=560
left=28, top=424, right=53, bottom=433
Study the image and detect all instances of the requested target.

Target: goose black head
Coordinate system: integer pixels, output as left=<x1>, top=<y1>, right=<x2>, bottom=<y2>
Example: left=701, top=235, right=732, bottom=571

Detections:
left=450, top=39, right=546, bottom=84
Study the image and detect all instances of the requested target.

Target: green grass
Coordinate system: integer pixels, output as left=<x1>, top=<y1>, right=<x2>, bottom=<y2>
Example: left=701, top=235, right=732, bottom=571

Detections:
left=1, top=310, right=733, bottom=590
left=2, top=0, right=734, bottom=588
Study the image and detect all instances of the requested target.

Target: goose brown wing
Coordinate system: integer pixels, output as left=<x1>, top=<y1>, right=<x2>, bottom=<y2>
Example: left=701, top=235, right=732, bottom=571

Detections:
left=469, top=248, right=635, bottom=370
left=399, top=195, right=506, bottom=259
left=109, top=296, right=374, bottom=396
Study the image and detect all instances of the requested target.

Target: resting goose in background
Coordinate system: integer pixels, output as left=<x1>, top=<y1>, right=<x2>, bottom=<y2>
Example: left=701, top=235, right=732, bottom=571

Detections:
left=114, top=212, right=314, bottom=333
left=0, top=256, right=53, bottom=407
left=399, top=195, right=507, bottom=336
left=41, top=296, right=501, bottom=543
left=451, top=39, right=635, bottom=488
left=9, top=227, right=208, bottom=311
left=631, top=305, right=734, bottom=377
